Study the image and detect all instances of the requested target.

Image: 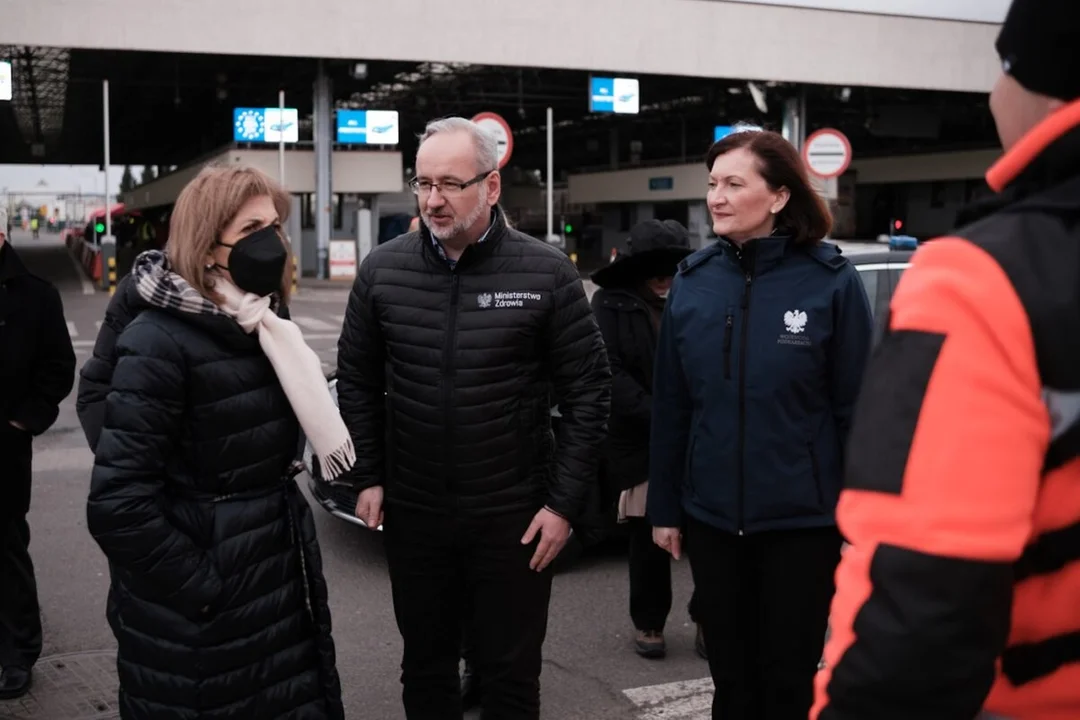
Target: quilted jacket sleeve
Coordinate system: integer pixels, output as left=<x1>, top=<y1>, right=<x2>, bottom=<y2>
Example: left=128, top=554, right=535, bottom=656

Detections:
left=335, top=255, right=387, bottom=491
left=12, top=280, right=76, bottom=436
left=77, top=274, right=138, bottom=452
left=87, top=319, right=223, bottom=618
left=545, top=259, right=612, bottom=520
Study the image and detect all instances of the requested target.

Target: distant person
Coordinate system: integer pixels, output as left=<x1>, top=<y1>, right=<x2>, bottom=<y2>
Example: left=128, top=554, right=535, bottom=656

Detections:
left=589, top=219, right=703, bottom=660
left=336, top=116, right=610, bottom=719
left=813, top=1, right=1080, bottom=718
left=86, top=164, right=346, bottom=719
left=0, top=228, right=76, bottom=699
left=649, top=127, right=873, bottom=719
left=29, top=217, right=38, bottom=239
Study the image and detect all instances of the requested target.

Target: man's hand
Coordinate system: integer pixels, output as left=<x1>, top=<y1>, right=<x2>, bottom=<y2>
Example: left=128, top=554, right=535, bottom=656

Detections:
left=653, top=527, right=682, bottom=560
left=521, top=507, right=571, bottom=572
left=354, top=485, right=384, bottom=530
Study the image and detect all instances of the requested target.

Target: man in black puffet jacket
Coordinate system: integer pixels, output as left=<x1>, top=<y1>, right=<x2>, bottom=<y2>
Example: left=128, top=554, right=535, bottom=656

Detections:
left=0, top=231, right=76, bottom=700
left=336, top=116, right=611, bottom=720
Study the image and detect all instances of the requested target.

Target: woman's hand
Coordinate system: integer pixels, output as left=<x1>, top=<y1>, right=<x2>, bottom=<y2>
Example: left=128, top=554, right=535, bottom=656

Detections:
left=653, top=527, right=683, bottom=560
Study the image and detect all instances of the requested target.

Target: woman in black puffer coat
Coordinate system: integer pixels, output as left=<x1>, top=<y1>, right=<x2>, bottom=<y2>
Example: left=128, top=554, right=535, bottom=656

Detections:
left=87, top=164, right=349, bottom=720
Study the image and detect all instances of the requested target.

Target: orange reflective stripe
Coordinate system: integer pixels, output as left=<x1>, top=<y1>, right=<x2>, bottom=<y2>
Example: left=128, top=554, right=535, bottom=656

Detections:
left=987, top=98, right=1080, bottom=192
left=850, top=238, right=1045, bottom=560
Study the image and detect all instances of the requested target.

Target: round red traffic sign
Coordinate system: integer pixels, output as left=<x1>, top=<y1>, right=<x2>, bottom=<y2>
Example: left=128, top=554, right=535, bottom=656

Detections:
left=803, top=128, right=852, bottom=179
left=471, top=112, right=514, bottom=169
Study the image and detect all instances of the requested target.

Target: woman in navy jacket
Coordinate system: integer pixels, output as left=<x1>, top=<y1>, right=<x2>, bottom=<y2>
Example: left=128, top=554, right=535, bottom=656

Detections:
left=648, top=128, right=873, bottom=720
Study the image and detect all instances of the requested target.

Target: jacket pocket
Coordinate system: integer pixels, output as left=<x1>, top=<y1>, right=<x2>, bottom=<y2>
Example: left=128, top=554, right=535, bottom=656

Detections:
left=808, top=441, right=824, bottom=507
left=723, top=312, right=734, bottom=380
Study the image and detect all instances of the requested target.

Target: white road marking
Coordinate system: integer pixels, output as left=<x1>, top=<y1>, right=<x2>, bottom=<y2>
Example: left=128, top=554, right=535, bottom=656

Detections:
left=292, top=315, right=338, bottom=332
left=95, top=320, right=103, bottom=330
left=68, top=248, right=96, bottom=295
left=623, top=677, right=714, bottom=720
left=66, top=321, right=78, bottom=338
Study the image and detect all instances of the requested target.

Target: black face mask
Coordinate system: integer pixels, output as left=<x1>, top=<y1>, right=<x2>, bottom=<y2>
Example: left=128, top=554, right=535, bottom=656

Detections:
left=215, top=224, right=288, bottom=297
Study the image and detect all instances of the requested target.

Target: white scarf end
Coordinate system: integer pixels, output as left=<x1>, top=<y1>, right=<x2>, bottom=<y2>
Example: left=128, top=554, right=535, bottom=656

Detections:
left=318, top=438, right=357, bottom=482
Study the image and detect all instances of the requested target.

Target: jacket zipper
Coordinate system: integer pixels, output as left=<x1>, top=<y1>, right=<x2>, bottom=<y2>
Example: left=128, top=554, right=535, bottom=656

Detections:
left=442, top=272, right=460, bottom=492
left=808, top=441, right=824, bottom=507
left=737, top=272, right=753, bottom=535
left=723, top=313, right=734, bottom=380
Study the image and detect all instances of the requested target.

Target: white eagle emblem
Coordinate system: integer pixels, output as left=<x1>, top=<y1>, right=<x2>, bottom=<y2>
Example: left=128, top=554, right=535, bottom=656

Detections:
left=784, top=309, right=808, bottom=334
left=477, top=292, right=492, bottom=309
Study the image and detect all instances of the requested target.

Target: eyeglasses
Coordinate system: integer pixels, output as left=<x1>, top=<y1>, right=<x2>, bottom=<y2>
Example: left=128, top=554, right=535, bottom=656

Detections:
left=408, top=170, right=494, bottom=197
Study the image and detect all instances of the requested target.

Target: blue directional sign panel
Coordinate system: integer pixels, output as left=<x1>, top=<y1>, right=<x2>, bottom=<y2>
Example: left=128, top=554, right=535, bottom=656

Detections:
left=714, top=125, right=734, bottom=142
left=336, top=110, right=400, bottom=145
left=233, top=107, right=299, bottom=143
left=589, top=77, right=640, bottom=115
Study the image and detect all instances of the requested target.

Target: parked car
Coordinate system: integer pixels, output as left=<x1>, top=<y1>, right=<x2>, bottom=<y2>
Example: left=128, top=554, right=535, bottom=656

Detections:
left=301, top=246, right=915, bottom=565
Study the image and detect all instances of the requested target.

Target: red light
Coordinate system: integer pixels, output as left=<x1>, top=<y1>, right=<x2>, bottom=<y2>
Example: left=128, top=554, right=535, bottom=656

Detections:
left=894, top=220, right=903, bottom=230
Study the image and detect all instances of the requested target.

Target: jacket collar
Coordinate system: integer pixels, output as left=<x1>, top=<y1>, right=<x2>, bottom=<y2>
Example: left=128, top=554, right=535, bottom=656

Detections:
left=986, top=97, right=1080, bottom=195
left=0, top=241, right=29, bottom=284
left=720, top=234, right=793, bottom=276
left=420, top=205, right=508, bottom=270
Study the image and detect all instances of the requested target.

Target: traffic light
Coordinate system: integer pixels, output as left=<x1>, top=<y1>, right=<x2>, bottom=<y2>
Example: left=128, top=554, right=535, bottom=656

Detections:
left=94, top=222, right=105, bottom=234
left=564, top=223, right=573, bottom=234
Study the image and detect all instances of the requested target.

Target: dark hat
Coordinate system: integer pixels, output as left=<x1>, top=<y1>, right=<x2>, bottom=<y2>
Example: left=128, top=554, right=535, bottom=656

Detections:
left=996, top=0, right=1080, bottom=101
left=590, top=219, right=693, bottom=288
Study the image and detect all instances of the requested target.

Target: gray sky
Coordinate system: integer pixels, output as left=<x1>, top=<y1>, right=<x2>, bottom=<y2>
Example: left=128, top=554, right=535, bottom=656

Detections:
left=0, top=164, right=128, bottom=198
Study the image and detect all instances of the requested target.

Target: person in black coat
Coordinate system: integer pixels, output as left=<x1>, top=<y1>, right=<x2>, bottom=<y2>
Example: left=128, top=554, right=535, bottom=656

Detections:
left=86, top=164, right=346, bottom=720
left=337, top=117, right=610, bottom=719
left=0, top=233, right=76, bottom=699
left=590, top=219, right=703, bottom=661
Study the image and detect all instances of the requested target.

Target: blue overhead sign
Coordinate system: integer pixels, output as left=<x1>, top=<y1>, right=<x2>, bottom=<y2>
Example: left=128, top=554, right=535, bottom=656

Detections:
left=233, top=107, right=299, bottom=143
left=589, top=77, right=640, bottom=115
left=336, top=110, right=400, bottom=145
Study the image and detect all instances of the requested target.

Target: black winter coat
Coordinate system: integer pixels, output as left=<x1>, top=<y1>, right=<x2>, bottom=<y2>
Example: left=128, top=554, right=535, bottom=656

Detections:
left=590, top=287, right=659, bottom=494
left=76, top=273, right=145, bottom=452
left=87, top=304, right=343, bottom=720
left=0, top=241, right=75, bottom=518
left=336, top=210, right=611, bottom=520
left=77, top=272, right=295, bottom=453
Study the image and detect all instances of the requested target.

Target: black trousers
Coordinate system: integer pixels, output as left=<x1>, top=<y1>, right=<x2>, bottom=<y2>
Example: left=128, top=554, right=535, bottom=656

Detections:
left=383, top=504, right=553, bottom=720
left=685, top=516, right=842, bottom=720
left=627, top=517, right=699, bottom=632
left=0, top=431, right=42, bottom=670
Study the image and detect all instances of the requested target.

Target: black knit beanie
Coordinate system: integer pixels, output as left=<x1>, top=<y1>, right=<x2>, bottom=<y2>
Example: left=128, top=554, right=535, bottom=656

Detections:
left=996, top=0, right=1080, bottom=101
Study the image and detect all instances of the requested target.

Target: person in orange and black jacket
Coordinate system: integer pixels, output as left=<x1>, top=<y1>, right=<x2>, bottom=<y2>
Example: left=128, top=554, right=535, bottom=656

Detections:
left=813, top=2, right=1080, bottom=719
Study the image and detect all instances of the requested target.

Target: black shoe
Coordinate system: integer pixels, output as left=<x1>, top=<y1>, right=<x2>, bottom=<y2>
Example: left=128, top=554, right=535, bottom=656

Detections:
left=460, top=660, right=481, bottom=711
left=635, top=630, right=667, bottom=659
left=0, top=666, right=31, bottom=700
left=695, top=623, right=708, bottom=661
